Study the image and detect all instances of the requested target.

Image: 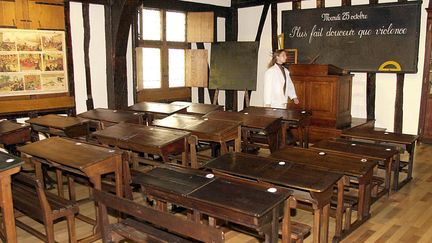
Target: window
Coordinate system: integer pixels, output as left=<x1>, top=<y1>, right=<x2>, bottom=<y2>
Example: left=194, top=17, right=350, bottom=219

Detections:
left=136, top=7, right=189, bottom=101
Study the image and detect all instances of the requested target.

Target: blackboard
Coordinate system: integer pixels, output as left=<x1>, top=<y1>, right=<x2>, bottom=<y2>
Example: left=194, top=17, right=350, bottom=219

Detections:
left=282, top=2, right=421, bottom=73
left=209, top=41, right=259, bottom=90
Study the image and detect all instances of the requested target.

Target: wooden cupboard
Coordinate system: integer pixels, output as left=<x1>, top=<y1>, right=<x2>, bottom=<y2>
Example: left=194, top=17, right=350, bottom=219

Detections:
left=0, top=0, right=64, bottom=30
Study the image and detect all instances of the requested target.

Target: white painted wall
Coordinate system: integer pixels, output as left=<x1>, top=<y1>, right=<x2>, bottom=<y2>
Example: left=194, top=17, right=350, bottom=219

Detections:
left=69, top=0, right=426, bottom=134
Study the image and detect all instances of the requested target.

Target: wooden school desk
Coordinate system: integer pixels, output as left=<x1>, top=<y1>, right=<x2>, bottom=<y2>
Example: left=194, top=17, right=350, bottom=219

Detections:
left=0, top=152, right=23, bottom=243
left=204, top=152, right=344, bottom=243
left=270, top=147, right=377, bottom=235
left=92, top=122, right=197, bottom=168
left=133, top=166, right=292, bottom=243
left=0, top=120, right=31, bottom=155
left=170, top=101, right=224, bottom=116
left=203, top=110, right=282, bottom=153
left=241, top=106, right=311, bottom=148
left=18, top=137, right=124, bottom=242
left=153, top=113, right=241, bottom=155
left=77, top=108, right=143, bottom=129
left=128, top=101, right=188, bottom=124
left=311, top=138, right=398, bottom=197
left=26, top=114, right=90, bottom=140
left=341, top=127, right=419, bottom=190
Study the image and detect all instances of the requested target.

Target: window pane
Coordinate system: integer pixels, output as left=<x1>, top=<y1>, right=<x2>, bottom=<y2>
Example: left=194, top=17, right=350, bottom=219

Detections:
left=169, top=49, right=185, bottom=87
left=166, top=11, right=185, bottom=42
left=141, top=9, right=161, bottom=40
left=142, top=48, right=161, bottom=89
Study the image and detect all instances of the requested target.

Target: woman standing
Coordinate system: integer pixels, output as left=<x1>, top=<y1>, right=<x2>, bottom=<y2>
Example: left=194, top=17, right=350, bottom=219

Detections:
left=263, top=49, right=299, bottom=109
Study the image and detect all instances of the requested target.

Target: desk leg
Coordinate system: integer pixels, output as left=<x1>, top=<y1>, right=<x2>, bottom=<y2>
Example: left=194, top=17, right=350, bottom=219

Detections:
left=281, top=123, right=287, bottom=148
left=56, top=169, right=64, bottom=198
left=393, top=153, right=401, bottom=191
left=220, top=141, right=229, bottom=155
left=334, top=178, right=345, bottom=241
left=264, top=207, right=279, bottom=243
left=234, top=126, right=242, bottom=153
left=406, top=142, right=415, bottom=181
left=385, top=159, right=392, bottom=196
left=358, top=174, right=372, bottom=221
left=313, top=207, right=322, bottom=243
left=33, top=159, right=44, bottom=189
left=0, top=169, right=19, bottom=243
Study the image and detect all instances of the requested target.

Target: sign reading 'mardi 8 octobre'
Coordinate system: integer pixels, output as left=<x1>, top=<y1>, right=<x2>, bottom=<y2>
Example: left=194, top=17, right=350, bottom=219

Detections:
left=0, top=28, right=68, bottom=97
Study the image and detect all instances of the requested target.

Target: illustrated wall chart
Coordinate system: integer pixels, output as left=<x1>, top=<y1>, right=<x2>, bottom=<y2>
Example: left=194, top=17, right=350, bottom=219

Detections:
left=0, top=28, right=68, bottom=96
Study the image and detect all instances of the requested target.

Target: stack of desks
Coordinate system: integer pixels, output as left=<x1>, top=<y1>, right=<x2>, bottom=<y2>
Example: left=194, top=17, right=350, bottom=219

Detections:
left=128, top=101, right=189, bottom=124
left=133, top=166, right=293, bottom=243
left=204, top=152, right=343, bottom=243
left=153, top=113, right=242, bottom=155
left=77, top=108, right=144, bottom=130
left=18, top=137, right=124, bottom=242
left=241, top=106, right=311, bottom=148
left=341, top=127, right=419, bottom=190
left=0, top=152, right=23, bottom=243
left=92, top=122, right=197, bottom=168
left=311, top=138, right=399, bottom=198
left=0, top=120, right=31, bottom=155
left=203, top=110, right=282, bottom=153
left=269, top=147, right=378, bottom=237
left=26, top=114, right=90, bottom=141
left=170, top=101, right=223, bottom=116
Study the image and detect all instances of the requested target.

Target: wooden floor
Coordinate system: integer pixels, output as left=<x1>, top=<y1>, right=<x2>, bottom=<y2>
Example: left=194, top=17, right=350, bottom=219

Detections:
left=12, top=143, right=432, bottom=242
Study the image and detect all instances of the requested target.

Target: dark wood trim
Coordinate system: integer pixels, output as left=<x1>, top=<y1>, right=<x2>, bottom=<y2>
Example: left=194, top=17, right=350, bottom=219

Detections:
left=418, top=8, right=432, bottom=139
left=142, top=0, right=229, bottom=17
left=255, top=4, right=270, bottom=42
left=68, top=0, right=107, bottom=5
left=232, top=0, right=297, bottom=8
left=316, top=0, right=325, bottom=8
left=225, top=7, right=238, bottom=111
left=64, top=0, right=76, bottom=115
left=132, top=7, right=138, bottom=105
left=366, top=73, right=376, bottom=120
left=105, top=0, right=115, bottom=108
left=292, top=1, right=301, bottom=10
left=196, top=42, right=206, bottom=103
left=394, top=74, right=404, bottom=133
left=270, top=3, right=278, bottom=51
left=82, top=2, right=94, bottom=110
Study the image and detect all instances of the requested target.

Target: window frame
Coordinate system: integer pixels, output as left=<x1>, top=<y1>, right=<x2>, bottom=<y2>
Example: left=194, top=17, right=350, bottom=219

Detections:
left=135, top=7, right=190, bottom=102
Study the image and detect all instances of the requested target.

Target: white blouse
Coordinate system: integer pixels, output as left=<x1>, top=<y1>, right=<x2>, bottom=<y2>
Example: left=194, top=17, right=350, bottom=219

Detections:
left=263, top=64, right=297, bottom=109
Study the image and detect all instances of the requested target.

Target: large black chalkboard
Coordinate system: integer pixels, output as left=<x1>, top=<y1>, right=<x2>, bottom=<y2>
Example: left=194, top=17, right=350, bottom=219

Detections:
left=209, top=41, right=259, bottom=90
left=282, top=2, right=421, bottom=73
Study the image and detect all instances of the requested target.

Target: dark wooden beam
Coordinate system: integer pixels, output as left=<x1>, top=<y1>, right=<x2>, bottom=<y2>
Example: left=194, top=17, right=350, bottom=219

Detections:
left=225, top=7, right=238, bottom=111
left=316, top=0, right=325, bottom=8
left=196, top=42, right=206, bottom=103
left=142, top=0, right=229, bottom=17
left=293, top=1, right=301, bottom=10
left=270, top=3, right=278, bottom=51
left=232, top=0, right=296, bottom=8
left=83, top=3, right=94, bottom=110
left=418, top=8, right=432, bottom=138
left=64, top=0, right=76, bottom=114
left=366, top=73, right=376, bottom=120
left=394, top=74, right=404, bottom=133
left=255, top=4, right=270, bottom=42
left=68, top=0, right=108, bottom=5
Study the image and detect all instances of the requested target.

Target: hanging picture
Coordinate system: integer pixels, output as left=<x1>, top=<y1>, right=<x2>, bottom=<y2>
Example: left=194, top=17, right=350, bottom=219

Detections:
left=0, top=28, right=68, bottom=97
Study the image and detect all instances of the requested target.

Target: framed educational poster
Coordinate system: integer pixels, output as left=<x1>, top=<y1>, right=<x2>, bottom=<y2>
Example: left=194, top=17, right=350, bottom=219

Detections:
left=0, top=28, right=68, bottom=97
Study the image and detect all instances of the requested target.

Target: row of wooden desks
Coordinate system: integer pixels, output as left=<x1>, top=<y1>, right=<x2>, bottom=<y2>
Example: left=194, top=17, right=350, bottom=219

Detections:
left=241, top=106, right=311, bottom=148
left=26, top=114, right=90, bottom=140
left=18, top=137, right=124, bottom=243
left=133, top=166, right=292, bottom=243
left=0, top=120, right=31, bottom=155
left=78, top=108, right=143, bottom=129
left=341, top=127, right=419, bottom=190
left=153, top=113, right=242, bottom=154
left=92, top=122, right=196, bottom=168
left=0, top=152, right=23, bottom=243
left=204, top=152, right=343, bottom=243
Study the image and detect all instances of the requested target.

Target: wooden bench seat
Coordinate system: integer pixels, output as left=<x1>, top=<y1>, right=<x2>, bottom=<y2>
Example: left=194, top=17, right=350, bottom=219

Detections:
left=12, top=173, right=79, bottom=243
left=93, top=188, right=225, bottom=243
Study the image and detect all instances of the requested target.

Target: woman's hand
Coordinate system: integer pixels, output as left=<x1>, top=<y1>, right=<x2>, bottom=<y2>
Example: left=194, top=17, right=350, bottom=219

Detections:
left=293, top=98, right=299, bottom=105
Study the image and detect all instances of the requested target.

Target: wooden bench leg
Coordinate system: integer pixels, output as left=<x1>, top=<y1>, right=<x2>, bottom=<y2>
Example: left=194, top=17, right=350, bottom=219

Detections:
left=44, top=221, right=55, bottom=243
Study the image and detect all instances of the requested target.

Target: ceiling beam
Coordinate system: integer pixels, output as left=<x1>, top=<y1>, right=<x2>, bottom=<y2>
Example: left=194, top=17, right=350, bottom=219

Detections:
left=232, top=0, right=299, bottom=8
left=142, top=0, right=230, bottom=17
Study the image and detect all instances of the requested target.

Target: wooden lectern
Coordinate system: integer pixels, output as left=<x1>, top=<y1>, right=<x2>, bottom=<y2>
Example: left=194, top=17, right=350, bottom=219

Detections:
left=288, top=64, right=353, bottom=141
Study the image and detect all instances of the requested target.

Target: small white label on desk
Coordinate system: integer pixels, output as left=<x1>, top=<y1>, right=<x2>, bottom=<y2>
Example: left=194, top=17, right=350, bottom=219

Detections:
left=385, top=148, right=392, bottom=151
left=361, top=158, right=368, bottom=162
left=318, top=152, right=326, bottom=156
left=205, top=173, right=214, bottom=179
left=133, top=112, right=138, bottom=115
left=267, top=187, right=277, bottom=193
left=351, top=143, right=357, bottom=146
left=278, top=161, right=286, bottom=166
left=272, top=108, right=277, bottom=111
left=244, top=112, right=248, bottom=115
left=204, top=118, right=209, bottom=121
left=384, top=132, right=389, bottom=135
left=75, top=142, right=82, bottom=145
left=113, top=110, right=118, bottom=113
left=5, top=159, right=14, bottom=163
left=301, top=110, right=306, bottom=114
left=108, top=150, right=115, bottom=153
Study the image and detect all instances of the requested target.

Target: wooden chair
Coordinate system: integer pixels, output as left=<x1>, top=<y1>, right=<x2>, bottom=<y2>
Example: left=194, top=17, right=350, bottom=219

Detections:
left=93, top=188, right=225, bottom=243
left=12, top=173, right=79, bottom=243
